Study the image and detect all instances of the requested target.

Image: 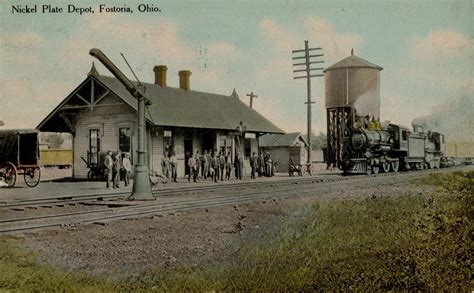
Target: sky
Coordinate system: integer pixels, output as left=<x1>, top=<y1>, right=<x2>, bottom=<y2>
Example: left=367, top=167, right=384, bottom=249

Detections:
left=1, top=0, right=472, bottom=140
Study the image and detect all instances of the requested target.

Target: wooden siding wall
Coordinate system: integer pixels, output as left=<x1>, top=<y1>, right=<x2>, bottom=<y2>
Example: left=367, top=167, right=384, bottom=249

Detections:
left=70, top=93, right=274, bottom=179
left=72, top=94, right=137, bottom=178
left=149, top=127, right=163, bottom=175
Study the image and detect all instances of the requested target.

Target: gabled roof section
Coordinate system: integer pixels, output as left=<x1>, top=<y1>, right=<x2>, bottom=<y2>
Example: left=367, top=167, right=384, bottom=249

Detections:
left=259, top=132, right=308, bottom=147
left=324, top=52, right=383, bottom=72
left=95, top=75, right=284, bottom=133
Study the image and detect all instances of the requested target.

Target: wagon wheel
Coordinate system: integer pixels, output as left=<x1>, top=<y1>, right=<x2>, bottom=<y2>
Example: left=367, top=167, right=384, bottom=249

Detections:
left=3, top=162, right=17, bottom=188
left=308, top=164, right=315, bottom=176
left=381, top=161, right=391, bottom=173
left=24, top=167, right=41, bottom=187
left=300, top=165, right=306, bottom=176
left=87, top=170, right=93, bottom=180
left=391, top=160, right=399, bottom=173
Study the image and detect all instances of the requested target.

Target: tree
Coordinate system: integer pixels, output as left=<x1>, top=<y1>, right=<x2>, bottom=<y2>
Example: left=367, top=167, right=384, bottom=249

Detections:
left=43, top=133, right=65, bottom=149
left=305, top=132, right=327, bottom=150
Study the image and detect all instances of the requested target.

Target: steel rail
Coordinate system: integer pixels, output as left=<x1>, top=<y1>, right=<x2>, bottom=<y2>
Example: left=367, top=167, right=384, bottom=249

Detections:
left=0, top=175, right=343, bottom=209
left=0, top=172, right=430, bottom=234
left=0, top=166, right=468, bottom=233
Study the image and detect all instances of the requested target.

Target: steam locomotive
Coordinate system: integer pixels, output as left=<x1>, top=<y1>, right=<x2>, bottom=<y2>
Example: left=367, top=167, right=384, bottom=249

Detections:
left=324, top=51, right=447, bottom=174
left=340, top=116, right=445, bottom=174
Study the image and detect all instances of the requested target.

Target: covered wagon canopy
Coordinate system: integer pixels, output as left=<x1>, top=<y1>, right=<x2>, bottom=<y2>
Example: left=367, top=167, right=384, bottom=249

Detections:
left=0, top=129, right=39, bottom=166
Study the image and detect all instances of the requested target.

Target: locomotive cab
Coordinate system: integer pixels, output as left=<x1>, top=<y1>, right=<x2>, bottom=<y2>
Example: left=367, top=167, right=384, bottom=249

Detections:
left=389, top=124, right=409, bottom=151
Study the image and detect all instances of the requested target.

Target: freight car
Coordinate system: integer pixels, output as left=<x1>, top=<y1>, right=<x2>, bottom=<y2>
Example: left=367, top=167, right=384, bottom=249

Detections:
left=39, top=149, right=73, bottom=168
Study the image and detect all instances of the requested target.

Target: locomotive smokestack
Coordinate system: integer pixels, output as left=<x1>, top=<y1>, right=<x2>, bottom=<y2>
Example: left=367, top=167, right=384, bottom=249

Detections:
left=178, top=70, right=191, bottom=91
left=153, top=65, right=167, bottom=87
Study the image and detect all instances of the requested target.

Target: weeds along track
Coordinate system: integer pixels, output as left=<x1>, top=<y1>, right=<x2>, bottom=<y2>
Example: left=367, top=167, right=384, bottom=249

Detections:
left=0, top=169, right=451, bottom=235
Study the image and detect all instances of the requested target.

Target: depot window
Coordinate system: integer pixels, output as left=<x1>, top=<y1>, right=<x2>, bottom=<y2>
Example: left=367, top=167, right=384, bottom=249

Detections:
left=163, top=130, right=174, bottom=155
left=119, top=127, right=132, bottom=153
left=89, top=129, right=100, bottom=165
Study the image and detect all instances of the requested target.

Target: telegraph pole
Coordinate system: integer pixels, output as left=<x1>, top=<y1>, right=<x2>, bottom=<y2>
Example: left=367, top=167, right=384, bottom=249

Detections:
left=247, top=92, right=258, bottom=108
left=292, top=40, right=324, bottom=164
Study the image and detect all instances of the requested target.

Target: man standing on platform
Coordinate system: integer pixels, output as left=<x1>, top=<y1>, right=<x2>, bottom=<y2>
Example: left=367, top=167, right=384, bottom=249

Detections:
left=104, top=150, right=113, bottom=189
left=210, top=151, right=219, bottom=183
left=122, top=153, right=132, bottom=186
left=250, top=152, right=258, bottom=179
left=264, top=152, right=273, bottom=177
left=188, top=153, right=197, bottom=182
left=194, top=150, right=201, bottom=180
left=201, top=150, right=208, bottom=179
left=161, top=151, right=170, bottom=179
left=234, top=152, right=243, bottom=180
left=218, top=151, right=226, bottom=181
left=113, top=151, right=122, bottom=188
left=169, top=151, right=178, bottom=183
left=225, top=151, right=232, bottom=180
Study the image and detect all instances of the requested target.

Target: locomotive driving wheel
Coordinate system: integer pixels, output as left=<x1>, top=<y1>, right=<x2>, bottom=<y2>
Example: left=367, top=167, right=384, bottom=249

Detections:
left=24, top=167, right=41, bottom=187
left=381, top=161, right=391, bottom=173
left=372, top=165, right=380, bottom=174
left=2, top=162, right=17, bottom=188
left=391, top=160, right=399, bottom=172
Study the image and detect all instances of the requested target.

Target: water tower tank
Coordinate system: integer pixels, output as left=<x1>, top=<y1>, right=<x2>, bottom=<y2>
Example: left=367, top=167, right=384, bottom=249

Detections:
left=324, top=50, right=383, bottom=119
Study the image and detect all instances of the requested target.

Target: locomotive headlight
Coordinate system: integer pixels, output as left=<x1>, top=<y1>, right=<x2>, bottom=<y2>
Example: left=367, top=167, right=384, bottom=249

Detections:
left=351, top=132, right=366, bottom=150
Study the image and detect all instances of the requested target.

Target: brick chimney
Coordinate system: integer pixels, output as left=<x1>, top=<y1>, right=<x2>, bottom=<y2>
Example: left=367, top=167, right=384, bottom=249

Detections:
left=178, top=70, right=191, bottom=91
left=153, top=65, right=167, bottom=87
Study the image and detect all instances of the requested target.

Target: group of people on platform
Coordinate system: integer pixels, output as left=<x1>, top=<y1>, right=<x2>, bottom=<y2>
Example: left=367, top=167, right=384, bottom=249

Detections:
left=159, top=151, right=179, bottom=183
left=103, top=149, right=277, bottom=188
left=104, top=150, right=132, bottom=189
left=161, top=149, right=276, bottom=183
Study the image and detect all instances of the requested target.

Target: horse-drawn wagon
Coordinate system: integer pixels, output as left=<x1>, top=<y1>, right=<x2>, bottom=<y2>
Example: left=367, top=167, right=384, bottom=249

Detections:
left=0, top=129, right=41, bottom=187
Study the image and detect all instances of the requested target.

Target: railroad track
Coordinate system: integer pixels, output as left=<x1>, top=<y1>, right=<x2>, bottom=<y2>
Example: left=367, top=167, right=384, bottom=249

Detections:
left=0, top=168, right=459, bottom=235
left=2, top=165, right=465, bottom=210
left=0, top=174, right=345, bottom=210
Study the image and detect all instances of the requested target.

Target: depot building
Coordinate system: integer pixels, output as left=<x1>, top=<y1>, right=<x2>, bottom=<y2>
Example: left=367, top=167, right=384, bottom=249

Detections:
left=37, top=63, right=283, bottom=179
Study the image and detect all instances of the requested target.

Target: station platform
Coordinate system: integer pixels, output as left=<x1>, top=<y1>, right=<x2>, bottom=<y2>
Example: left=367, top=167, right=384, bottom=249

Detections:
left=0, top=165, right=341, bottom=202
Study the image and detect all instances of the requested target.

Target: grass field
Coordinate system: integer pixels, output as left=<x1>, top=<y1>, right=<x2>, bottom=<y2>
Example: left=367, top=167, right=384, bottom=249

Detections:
left=1, top=170, right=472, bottom=291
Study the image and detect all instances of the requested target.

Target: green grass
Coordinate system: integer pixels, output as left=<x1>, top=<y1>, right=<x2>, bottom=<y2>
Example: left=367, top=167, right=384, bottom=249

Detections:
left=1, top=170, right=472, bottom=291
left=0, top=239, right=127, bottom=291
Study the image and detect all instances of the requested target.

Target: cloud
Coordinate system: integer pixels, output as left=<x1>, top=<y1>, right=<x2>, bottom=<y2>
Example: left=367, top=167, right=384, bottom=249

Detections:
left=1, top=32, right=45, bottom=69
left=408, top=30, right=471, bottom=59
left=2, top=31, right=44, bottom=48
left=0, top=76, right=70, bottom=128
left=303, top=17, right=362, bottom=61
left=0, top=14, right=245, bottom=128
left=254, top=17, right=361, bottom=133
left=401, top=29, right=472, bottom=89
left=382, top=29, right=472, bottom=127
left=256, top=17, right=362, bottom=83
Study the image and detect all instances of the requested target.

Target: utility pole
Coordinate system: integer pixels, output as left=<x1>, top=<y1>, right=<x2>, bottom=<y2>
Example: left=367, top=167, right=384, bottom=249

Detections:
left=247, top=92, right=258, bottom=108
left=292, top=40, right=324, bottom=164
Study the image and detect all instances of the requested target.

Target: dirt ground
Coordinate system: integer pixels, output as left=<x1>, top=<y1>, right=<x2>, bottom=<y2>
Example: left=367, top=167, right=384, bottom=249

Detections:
left=3, top=177, right=436, bottom=280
